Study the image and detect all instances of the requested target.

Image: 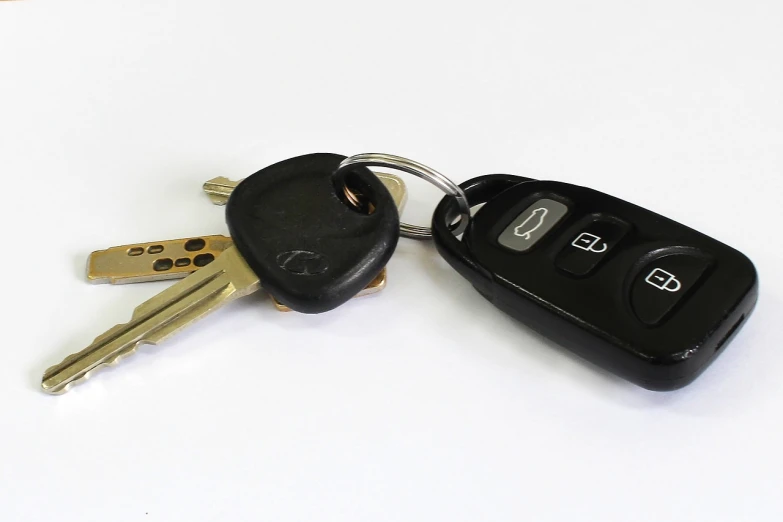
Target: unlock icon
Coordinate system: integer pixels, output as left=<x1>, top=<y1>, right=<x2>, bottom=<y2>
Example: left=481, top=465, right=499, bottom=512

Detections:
left=571, top=232, right=608, bottom=253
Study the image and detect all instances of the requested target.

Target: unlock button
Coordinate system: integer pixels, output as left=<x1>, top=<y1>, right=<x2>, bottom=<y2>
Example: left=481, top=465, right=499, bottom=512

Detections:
left=631, top=253, right=712, bottom=326
left=555, top=217, right=630, bottom=276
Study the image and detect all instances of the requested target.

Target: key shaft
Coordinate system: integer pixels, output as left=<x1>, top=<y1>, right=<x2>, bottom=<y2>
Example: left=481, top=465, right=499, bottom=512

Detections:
left=42, top=246, right=260, bottom=394
left=203, top=177, right=239, bottom=206
left=203, top=172, right=408, bottom=210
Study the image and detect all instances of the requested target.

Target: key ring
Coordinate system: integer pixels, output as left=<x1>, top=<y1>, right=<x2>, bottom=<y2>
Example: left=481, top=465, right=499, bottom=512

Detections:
left=335, top=153, right=471, bottom=239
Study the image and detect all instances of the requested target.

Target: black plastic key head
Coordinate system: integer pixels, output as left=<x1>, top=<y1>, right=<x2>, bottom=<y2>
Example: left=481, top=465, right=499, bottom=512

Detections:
left=226, top=153, right=399, bottom=313
left=433, top=175, right=758, bottom=391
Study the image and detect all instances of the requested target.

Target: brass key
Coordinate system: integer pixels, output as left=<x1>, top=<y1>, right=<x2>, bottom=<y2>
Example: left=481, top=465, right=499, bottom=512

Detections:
left=87, top=234, right=388, bottom=311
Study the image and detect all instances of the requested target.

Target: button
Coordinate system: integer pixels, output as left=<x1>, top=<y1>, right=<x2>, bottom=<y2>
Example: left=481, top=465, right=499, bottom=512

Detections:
left=497, top=198, right=569, bottom=252
left=631, top=253, right=712, bottom=326
left=555, top=217, right=630, bottom=276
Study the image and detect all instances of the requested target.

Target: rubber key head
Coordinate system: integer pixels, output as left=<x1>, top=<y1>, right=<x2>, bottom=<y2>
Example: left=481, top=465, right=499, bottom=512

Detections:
left=226, top=153, right=400, bottom=314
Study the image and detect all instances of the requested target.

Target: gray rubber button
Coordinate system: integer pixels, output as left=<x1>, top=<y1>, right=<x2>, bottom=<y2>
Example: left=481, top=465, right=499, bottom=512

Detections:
left=498, top=199, right=569, bottom=252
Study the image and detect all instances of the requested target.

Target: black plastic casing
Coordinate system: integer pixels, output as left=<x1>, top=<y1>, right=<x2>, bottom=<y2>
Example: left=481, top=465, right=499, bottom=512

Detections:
left=433, top=175, right=758, bottom=391
left=226, top=153, right=399, bottom=314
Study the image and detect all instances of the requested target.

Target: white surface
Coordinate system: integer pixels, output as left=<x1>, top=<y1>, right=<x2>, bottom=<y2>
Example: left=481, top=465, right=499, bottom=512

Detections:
left=1, top=1, right=782, bottom=520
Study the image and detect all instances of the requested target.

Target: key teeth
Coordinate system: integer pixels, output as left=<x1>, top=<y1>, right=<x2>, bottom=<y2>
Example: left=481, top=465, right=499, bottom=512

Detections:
left=41, top=339, right=154, bottom=395
left=43, top=318, right=187, bottom=394
left=93, top=297, right=165, bottom=345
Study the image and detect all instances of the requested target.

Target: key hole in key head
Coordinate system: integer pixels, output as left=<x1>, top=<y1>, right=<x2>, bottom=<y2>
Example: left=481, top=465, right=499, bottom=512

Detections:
left=194, top=253, right=215, bottom=267
left=333, top=169, right=377, bottom=215
left=185, top=238, right=206, bottom=252
left=153, top=258, right=174, bottom=272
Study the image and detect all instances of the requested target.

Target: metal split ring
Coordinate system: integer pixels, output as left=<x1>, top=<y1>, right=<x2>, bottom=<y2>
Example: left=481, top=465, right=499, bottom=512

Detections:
left=335, top=153, right=471, bottom=239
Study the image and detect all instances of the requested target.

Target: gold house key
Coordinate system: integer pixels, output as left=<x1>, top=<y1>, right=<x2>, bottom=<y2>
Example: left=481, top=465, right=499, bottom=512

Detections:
left=88, top=235, right=389, bottom=312
left=42, top=154, right=402, bottom=394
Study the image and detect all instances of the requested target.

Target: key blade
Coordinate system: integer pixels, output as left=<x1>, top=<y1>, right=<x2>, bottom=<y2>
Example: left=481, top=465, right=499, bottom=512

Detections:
left=87, top=235, right=234, bottom=285
left=204, top=172, right=408, bottom=211
left=42, top=247, right=260, bottom=395
left=203, top=177, right=240, bottom=206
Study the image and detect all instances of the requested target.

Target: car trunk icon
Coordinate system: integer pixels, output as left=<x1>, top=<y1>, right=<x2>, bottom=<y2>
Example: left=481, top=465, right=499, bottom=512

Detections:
left=514, top=207, right=549, bottom=240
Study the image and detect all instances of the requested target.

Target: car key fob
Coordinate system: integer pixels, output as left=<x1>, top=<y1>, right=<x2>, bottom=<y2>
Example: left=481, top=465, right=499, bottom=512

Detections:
left=432, top=174, right=758, bottom=390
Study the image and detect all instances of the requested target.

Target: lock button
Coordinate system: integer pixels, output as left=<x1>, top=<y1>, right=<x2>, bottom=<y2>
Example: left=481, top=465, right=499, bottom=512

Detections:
left=555, top=216, right=630, bottom=276
left=631, top=252, right=712, bottom=326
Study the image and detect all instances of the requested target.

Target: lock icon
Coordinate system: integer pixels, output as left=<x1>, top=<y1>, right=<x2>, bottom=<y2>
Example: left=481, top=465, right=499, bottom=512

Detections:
left=645, top=268, right=682, bottom=292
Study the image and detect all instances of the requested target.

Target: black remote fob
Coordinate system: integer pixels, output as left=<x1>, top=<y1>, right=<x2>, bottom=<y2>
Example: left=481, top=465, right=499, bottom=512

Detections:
left=432, top=175, right=758, bottom=390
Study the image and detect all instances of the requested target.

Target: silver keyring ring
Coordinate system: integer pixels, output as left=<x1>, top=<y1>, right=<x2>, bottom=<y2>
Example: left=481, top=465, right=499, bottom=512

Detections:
left=336, top=153, right=471, bottom=239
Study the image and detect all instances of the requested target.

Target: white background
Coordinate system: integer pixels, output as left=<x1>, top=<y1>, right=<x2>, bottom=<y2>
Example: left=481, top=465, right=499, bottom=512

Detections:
left=1, top=1, right=782, bottom=521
